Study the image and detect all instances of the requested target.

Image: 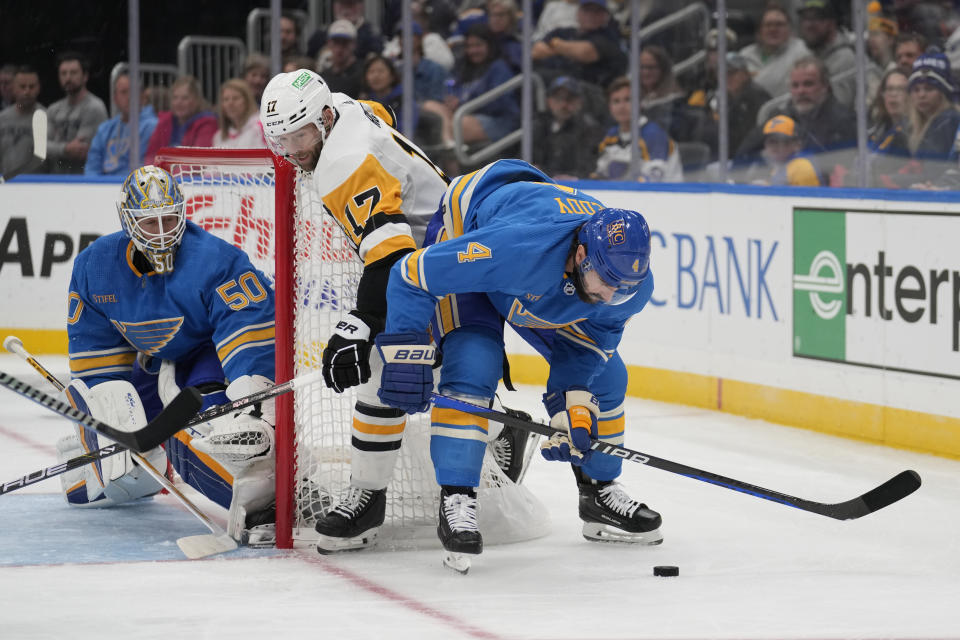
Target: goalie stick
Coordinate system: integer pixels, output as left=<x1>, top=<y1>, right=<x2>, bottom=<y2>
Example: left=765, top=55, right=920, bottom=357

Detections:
left=0, top=366, right=325, bottom=494
left=432, top=393, right=922, bottom=521
left=1, top=339, right=235, bottom=559
left=0, top=370, right=201, bottom=453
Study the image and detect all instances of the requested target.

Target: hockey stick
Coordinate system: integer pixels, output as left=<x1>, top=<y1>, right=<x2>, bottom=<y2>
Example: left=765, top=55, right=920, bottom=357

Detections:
left=0, top=366, right=325, bottom=494
left=432, top=393, right=922, bottom=521
left=1, top=337, right=235, bottom=559
left=0, top=110, right=47, bottom=184
left=0, top=370, right=200, bottom=453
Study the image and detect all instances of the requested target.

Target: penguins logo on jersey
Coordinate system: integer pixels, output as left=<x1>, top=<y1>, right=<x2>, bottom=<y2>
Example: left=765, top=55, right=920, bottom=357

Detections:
left=110, top=317, right=184, bottom=355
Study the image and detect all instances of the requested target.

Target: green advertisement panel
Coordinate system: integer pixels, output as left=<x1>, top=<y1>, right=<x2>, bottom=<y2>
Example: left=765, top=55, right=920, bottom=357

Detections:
left=793, top=209, right=845, bottom=360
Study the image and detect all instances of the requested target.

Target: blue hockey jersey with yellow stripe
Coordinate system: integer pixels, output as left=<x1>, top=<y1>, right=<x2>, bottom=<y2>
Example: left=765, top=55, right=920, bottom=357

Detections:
left=68, top=220, right=275, bottom=385
left=386, top=159, right=654, bottom=391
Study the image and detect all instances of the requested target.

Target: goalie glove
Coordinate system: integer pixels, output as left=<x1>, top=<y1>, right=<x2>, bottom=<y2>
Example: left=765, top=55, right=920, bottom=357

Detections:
left=192, top=375, right=275, bottom=468
left=322, top=311, right=379, bottom=393
left=540, top=388, right=599, bottom=466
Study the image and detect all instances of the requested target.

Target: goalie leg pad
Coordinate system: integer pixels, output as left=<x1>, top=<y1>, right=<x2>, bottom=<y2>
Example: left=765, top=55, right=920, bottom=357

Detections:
left=61, top=379, right=164, bottom=507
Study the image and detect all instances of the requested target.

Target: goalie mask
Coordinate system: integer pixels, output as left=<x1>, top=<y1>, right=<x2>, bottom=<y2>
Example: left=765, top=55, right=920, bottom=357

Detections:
left=260, top=69, right=334, bottom=170
left=117, top=165, right=186, bottom=274
left=573, top=208, right=650, bottom=306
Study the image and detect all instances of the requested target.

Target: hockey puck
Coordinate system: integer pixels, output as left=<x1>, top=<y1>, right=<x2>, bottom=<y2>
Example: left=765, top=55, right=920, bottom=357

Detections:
left=653, top=565, right=679, bottom=577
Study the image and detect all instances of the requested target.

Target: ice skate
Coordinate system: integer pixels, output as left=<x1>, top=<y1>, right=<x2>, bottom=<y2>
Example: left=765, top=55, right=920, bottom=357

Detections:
left=578, top=478, right=663, bottom=545
left=315, top=486, right=386, bottom=553
left=489, top=406, right=538, bottom=484
left=438, top=488, right=482, bottom=574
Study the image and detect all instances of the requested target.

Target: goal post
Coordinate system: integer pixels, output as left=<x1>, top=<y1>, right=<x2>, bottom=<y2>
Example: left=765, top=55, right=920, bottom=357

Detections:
left=155, top=147, right=299, bottom=547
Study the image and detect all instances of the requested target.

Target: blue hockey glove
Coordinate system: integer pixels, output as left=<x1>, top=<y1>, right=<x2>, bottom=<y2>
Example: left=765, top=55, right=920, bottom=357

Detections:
left=375, top=332, right=435, bottom=414
left=540, top=388, right=599, bottom=465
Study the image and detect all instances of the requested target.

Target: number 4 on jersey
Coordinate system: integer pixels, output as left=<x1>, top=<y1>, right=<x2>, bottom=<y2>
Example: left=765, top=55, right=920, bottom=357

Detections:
left=457, top=242, right=492, bottom=263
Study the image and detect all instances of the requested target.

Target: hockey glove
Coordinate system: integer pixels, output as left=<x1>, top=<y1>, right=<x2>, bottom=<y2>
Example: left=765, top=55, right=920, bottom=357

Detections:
left=540, top=388, right=599, bottom=465
left=322, top=311, right=377, bottom=393
left=375, top=332, right=435, bottom=414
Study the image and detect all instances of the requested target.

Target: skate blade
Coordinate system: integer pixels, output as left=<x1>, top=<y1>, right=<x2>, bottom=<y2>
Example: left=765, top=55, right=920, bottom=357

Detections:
left=582, top=522, right=664, bottom=545
left=315, top=528, right=379, bottom=554
left=442, top=551, right=472, bottom=574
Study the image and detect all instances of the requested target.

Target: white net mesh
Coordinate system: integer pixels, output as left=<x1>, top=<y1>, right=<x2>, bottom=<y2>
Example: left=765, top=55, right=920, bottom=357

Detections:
left=163, top=151, right=550, bottom=548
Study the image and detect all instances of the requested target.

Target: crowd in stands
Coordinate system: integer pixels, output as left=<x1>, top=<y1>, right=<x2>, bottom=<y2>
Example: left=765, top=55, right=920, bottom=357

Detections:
left=5, top=0, right=960, bottom=189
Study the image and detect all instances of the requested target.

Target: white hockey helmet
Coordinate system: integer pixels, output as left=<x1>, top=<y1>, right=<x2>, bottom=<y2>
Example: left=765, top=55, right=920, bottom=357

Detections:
left=116, top=165, right=187, bottom=275
left=259, top=69, right=334, bottom=159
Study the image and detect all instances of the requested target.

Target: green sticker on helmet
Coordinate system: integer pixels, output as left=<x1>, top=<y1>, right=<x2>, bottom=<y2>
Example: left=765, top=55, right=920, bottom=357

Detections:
left=291, top=71, right=312, bottom=89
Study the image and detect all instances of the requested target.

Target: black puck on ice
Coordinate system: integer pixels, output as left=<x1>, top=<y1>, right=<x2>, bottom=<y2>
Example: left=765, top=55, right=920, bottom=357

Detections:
left=653, top=565, right=679, bottom=577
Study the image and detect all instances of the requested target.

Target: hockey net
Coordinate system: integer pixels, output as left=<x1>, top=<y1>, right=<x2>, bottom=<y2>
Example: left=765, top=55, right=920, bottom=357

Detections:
left=155, top=147, right=549, bottom=549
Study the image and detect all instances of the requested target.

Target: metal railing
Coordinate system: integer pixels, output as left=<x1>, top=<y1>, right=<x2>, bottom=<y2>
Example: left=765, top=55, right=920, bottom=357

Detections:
left=640, top=2, right=711, bottom=80
left=246, top=8, right=309, bottom=56
left=452, top=73, right=547, bottom=167
left=177, top=36, right=247, bottom=106
left=108, top=62, right=179, bottom=117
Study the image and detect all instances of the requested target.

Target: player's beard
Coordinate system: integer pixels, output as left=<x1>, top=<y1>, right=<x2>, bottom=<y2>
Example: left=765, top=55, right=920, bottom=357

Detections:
left=570, top=267, right=600, bottom=305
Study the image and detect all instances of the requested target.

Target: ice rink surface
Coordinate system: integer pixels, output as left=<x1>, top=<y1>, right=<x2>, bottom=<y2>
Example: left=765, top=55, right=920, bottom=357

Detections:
left=1, top=354, right=957, bottom=640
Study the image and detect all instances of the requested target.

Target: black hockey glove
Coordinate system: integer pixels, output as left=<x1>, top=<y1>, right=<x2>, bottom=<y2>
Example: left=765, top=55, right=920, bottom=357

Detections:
left=322, top=311, right=378, bottom=393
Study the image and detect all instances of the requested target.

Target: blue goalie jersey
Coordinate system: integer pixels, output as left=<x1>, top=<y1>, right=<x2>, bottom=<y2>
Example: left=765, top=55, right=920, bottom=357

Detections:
left=386, top=159, right=654, bottom=390
left=67, top=220, right=275, bottom=385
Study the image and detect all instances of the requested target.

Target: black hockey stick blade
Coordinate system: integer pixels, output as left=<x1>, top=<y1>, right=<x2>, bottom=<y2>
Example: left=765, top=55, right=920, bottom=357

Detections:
left=0, top=371, right=202, bottom=453
left=432, top=393, right=922, bottom=521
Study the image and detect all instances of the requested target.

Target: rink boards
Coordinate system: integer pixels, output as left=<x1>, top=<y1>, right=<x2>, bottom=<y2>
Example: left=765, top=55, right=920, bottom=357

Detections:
left=2, top=177, right=958, bottom=458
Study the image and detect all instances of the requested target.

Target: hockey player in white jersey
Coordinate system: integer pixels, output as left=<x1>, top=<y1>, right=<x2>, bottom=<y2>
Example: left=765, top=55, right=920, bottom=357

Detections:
left=62, top=165, right=277, bottom=543
left=260, top=69, right=532, bottom=553
left=374, top=159, right=662, bottom=569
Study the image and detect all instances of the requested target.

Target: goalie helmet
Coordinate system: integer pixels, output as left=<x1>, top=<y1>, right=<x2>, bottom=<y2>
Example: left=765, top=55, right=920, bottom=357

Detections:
left=575, top=208, right=650, bottom=306
left=116, top=165, right=186, bottom=274
left=259, top=69, right=334, bottom=162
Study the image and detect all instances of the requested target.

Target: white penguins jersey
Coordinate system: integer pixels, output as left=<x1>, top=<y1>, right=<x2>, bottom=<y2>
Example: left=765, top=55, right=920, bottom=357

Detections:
left=308, top=94, right=449, bottom=263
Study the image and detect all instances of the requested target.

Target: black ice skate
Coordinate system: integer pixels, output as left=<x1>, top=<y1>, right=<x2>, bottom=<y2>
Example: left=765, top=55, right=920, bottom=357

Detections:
left=577, top=473, right=663, bottom=545
left=315, top=486, right=386, bottom=554
left=438, top=487, right=482, bottom=574
left=241, top=501, right=277, bottom=548
left=489, top=406, right=537, bottom=484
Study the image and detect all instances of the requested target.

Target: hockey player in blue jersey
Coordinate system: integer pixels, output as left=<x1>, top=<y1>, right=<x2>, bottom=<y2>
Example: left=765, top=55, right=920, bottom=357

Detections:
left=58, top=165, right=277, bottom=543
left=373, top=159, right=662, bottom=568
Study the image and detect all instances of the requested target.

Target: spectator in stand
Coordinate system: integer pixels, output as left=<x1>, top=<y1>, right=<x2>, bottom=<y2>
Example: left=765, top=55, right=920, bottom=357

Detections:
left=0, top=66, right=44, bottom=178
left=894, top=32, right=927, bottom=77
left=318, top=19, right=365, bottom=98
left=46, top=51, right=108, bottom=174
left=283, top=56, right=317, bottom=73
left=637, top=45, right=686, bottom=136
left=533, top=0, right=626, bottom=91
left=143, top=75, right=217, bottom=166
left=905, top=49, right=960, bottom=184
left=382, top=8, right=455, bottom=72
left=308, top=0, right=383, bottom=62
left=212, top=79, right=265, bottom=149
left=592, top=76, right=683, bottom=183
left=439, top=24, right=519, bottom=147
left=280, top=12, right=306, bottom=62
left=532, top=0, right=579, bottom=42
left=84, top=72, right=158, bottom=176
left=735, top=56, right=856, bottom=165
left=361, top=54, right=409, bottom=129
left=532, top=76, right=603, bottom=179
left=242, top=54, right=270, bottom=106
left=486, top=0, right=523, bottom=72
left=0, top=64, right=15, bottom=109
left=683, top=53, right=772, bottom=162
left=865, top=11, right=899, bottom=103
left=796, top=0, right=856, bottom=108
left=407, top=23, right=451, bottom=104
left=740, top=2, right=811, bottom=98
left=744, top=115, right=824, bottom=186
left=867, top=68, right=911, bottom=187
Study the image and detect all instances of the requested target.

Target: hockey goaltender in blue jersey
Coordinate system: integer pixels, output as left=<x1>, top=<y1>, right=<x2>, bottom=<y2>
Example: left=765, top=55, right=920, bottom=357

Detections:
left=67, top=219, right=275, bottom=386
